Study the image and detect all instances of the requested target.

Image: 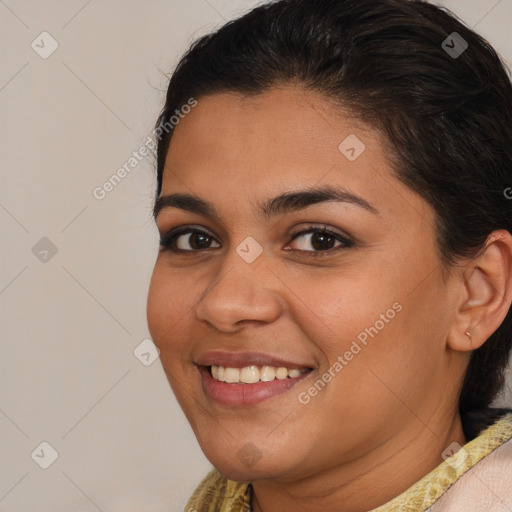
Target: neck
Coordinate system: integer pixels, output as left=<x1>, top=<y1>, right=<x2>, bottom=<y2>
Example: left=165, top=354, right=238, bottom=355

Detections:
left=251, top=411, right=466, bottom=512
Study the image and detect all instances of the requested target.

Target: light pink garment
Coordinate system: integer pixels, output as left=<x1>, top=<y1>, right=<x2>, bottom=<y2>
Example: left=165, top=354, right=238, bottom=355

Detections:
left=428, top=438, right=512, bottom=511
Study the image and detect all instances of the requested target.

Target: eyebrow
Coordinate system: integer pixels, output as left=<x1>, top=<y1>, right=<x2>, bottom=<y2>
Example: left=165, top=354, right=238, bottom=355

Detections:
left=153, top=185, right=379, bottom=221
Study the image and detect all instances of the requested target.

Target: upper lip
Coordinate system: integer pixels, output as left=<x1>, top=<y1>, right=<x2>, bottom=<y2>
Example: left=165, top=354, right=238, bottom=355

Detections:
left=196, top=350, right=313, bottom=369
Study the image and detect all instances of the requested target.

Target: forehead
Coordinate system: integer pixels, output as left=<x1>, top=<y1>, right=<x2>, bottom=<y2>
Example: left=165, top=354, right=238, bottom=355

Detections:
left=164, top=86, right=383, bottom=187
left=169, top=87, right=371, bottom=152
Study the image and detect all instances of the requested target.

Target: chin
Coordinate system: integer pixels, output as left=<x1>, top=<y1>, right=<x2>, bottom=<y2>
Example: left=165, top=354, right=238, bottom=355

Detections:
left=213, top=464, right=261, bottom=484
left=202, top=443, right=299, bottom=483
left=210, top=460, right=276, bottom=484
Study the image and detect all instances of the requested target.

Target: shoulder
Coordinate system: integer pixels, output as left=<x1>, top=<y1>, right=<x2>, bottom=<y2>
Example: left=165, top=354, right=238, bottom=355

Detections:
left=429, top=436, right=512, bottom=511
left=371, top=410, right=512, bottom=511
left=429, top=412, right=512, bottom=511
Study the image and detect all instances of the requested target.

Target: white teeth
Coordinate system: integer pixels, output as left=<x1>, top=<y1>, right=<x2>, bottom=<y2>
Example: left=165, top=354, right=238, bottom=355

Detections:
left=276, top=367, right=288, bottom=380
left=224, top=367, right=240, bottom=383
left=210, top=365, right=308, bottom=383
left=260, top=366, right=276, bottom=382
left=240, top=365, right=260, bottom=383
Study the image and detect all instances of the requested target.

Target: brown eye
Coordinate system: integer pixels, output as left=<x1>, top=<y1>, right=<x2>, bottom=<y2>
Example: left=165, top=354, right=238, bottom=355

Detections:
left=286, top=226, right=353, bottom=255
left=159, top=228, right=220, bottom=252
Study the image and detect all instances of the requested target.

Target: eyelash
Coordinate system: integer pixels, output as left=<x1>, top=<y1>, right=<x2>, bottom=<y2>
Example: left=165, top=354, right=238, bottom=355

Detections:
left=158, top=224, right=354, bottom=258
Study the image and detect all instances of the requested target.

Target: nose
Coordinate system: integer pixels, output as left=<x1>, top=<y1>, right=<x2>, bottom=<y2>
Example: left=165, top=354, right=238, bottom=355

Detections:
left=194, top=251, right=283, bottom=333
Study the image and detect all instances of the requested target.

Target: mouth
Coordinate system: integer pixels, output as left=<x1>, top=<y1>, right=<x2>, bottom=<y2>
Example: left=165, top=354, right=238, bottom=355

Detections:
left=198, top=365, right=313, bottom=407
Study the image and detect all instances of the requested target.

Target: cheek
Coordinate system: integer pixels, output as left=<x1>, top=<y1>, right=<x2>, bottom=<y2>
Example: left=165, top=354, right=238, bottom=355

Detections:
left=293, top=265, right=433, bottom=402
left=290, top=268, right=398, bottom=358
left=146, top=266, right=169, bottom=341
left=146, top=266, right=201, bottom=404
left=331, top=279, right=448, bottom=422
left=146, top=263, right=194, bottom=351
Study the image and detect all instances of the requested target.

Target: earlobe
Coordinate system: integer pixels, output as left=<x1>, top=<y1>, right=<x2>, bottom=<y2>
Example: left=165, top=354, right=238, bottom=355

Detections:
left=447, top=230, right=512, bottom=353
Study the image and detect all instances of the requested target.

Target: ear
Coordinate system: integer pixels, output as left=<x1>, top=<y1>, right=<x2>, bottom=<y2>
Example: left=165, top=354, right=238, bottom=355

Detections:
left=448, top=229, right=512, bottom=352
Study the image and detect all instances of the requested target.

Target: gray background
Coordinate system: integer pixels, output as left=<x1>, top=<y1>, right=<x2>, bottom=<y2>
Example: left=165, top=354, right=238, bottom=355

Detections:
left=1, top=0, right=511, bottom=511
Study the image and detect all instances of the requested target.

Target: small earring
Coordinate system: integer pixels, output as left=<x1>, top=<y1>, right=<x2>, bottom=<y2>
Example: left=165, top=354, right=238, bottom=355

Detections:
left=465, top=331, right=472, bottom=340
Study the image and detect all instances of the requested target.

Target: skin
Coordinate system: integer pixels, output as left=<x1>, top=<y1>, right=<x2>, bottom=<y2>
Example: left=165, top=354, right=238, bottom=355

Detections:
left=146, top=85, right=512, bottom=512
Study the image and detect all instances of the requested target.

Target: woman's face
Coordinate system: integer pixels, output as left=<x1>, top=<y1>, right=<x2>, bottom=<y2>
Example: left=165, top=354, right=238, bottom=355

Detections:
left=147, top=85, right=465, bottom=482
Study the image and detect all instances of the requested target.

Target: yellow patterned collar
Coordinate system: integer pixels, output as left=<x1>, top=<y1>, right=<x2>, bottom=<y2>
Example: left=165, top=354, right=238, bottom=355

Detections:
left=185, top=412, right=512, bottom=512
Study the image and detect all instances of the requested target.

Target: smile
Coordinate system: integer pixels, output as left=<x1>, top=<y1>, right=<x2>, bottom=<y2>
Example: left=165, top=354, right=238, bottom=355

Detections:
left=210, top=365, right=309, bottom=383
left=198, top=364, right=313, bottom=406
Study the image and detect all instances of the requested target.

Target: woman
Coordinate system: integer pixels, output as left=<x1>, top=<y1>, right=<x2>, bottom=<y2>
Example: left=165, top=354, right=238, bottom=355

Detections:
left=146, top=0, right=512, bottom=510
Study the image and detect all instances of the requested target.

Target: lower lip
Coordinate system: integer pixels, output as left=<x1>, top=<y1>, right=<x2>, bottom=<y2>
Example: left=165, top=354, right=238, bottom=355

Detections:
left=199, top=366, right=311, bottom=406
